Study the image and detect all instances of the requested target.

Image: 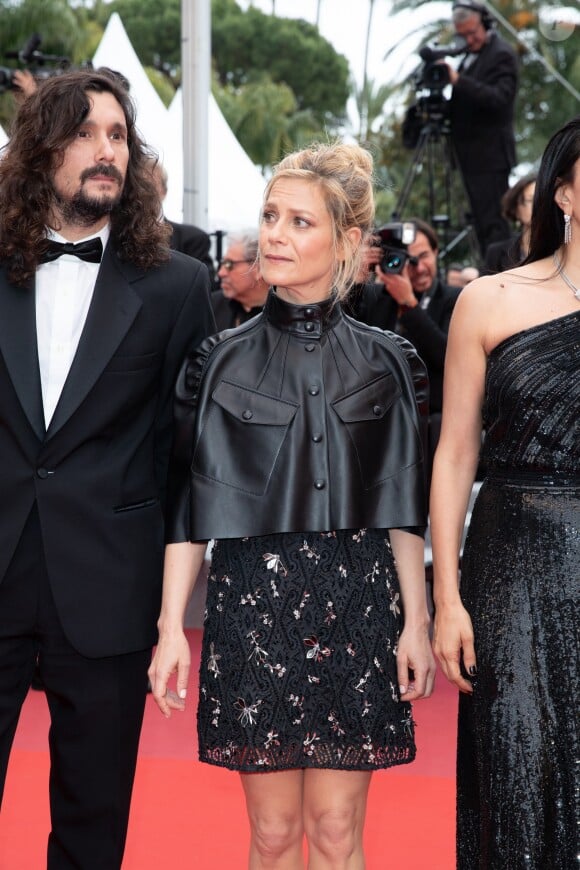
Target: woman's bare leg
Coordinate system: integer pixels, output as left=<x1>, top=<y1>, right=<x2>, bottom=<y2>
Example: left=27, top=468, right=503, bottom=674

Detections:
left=241, top=769, right=305, bottom=869
left=303, top=769, right=372, bottom=869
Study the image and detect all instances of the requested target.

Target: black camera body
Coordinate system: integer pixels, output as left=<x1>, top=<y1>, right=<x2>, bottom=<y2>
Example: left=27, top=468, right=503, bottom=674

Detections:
left=0, top=66, right=67, bottom=94
left=375, top=222, right=418, bottom=274
left=0, top=34, right=71, bottom=94
left=402, top=37, right=467, bottom=149
left=417, top=38, right=467, bottom=92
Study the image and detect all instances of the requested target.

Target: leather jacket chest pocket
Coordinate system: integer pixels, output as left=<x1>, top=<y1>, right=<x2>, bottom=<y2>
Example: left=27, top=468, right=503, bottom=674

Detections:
left=332, top=373, right=405, bottom=490
left=192, top=380, right=298, bottom=495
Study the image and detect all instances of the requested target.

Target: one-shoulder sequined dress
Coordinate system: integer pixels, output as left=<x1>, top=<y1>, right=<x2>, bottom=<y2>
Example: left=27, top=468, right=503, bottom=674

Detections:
left=457, top=312, right=580, bottom=869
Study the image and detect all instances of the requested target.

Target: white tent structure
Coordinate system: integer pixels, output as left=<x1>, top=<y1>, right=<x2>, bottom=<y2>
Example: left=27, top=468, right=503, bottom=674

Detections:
left=92, top=12, right=265, bottom=232
left=167, top=88, right=266, bottom=232
left=92, top=13, right=168, bottom=157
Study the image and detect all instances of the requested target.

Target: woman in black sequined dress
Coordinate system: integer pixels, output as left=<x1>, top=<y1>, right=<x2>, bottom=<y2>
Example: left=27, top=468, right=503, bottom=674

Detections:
left=431, top=117, right=580, bottom=868
left=149, top=142, right=436, bottom=867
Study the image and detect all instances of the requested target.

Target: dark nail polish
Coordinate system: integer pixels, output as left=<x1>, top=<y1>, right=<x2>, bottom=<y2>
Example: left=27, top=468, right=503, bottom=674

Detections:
left=468, top=665, right=478, bottom=676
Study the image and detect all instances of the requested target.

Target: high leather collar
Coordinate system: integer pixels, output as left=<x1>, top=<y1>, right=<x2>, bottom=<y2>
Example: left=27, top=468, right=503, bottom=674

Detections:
left=264, top=288, right=342, bottom=337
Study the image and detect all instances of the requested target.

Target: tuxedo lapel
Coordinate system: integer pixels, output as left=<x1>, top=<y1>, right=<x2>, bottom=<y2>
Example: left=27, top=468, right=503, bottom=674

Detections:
left=46, top=248, right=143, bottom=440
left=0, top=272, right=45, bottom=441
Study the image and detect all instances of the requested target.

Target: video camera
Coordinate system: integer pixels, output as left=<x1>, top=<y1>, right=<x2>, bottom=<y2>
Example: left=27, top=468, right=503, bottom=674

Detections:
left=416, top=37, right=467, bottom=91
left=0, top=34, right=72, bottom=94
left=375, top=222, right=418, bottom=274
left=402, top=37, right=467, bottom=149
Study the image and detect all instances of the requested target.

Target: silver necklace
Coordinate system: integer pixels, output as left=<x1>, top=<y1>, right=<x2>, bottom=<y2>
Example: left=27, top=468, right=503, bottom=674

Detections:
left=554, top=253, right=580, bottom=301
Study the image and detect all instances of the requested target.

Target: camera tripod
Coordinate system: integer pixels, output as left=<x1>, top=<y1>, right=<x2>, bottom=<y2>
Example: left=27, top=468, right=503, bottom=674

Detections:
left=392, top=112, right=480, bottom=265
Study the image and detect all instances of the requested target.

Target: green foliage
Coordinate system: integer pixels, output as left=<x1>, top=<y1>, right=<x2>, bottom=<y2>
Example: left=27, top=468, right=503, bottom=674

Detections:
left=211, top=1, right=350, bottom=126
left=0, top=0, right=91, bottom=127
left=104, top=0, right=182, bottom=68
left=144, top=66, right=177, bottom=108
left=213, top=73, right=324, bottom=170
left=0, top=0, right=81, bottom=61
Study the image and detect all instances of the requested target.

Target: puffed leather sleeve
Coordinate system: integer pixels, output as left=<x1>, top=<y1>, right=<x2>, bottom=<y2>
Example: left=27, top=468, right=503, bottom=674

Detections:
left=385, top=330, right=429, bottom=443
left=384, top=330, right=430, bottom=537
left=165, top=333, right=223, bottom=542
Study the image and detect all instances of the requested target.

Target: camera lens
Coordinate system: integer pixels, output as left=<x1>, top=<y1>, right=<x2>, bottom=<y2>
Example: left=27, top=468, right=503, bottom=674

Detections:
left=386, top=254, right=402, bottom=270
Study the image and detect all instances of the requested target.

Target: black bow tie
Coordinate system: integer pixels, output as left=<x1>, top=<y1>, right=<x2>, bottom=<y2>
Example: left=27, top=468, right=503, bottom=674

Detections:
left=41, top=238, right=103, bottom=264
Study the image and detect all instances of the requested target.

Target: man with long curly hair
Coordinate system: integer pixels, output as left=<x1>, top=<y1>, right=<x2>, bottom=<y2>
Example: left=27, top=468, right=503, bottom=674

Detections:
left=0, top=69, right=215, bottom=868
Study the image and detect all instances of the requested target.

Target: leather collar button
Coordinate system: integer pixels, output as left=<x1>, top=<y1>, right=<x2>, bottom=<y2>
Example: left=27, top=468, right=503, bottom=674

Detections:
left=308, top=385, right=320, bottom=396
left=304, top=321, right=315, bottom=332
left=305, top=344, right=315, bottom=352
left=314, top=479, right=326, bottom=490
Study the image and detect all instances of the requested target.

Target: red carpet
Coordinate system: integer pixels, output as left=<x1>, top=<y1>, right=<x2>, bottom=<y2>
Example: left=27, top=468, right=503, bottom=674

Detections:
left=0, top=630, right=457, bottom=868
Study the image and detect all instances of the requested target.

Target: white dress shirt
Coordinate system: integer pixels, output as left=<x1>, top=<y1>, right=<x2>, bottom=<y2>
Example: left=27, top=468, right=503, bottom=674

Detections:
left=36, top=225, right=110, bottom=427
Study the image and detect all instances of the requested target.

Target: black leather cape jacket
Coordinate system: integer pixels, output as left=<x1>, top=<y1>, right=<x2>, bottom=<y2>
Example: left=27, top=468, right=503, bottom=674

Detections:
left=167, top=290, right=429, bottom=542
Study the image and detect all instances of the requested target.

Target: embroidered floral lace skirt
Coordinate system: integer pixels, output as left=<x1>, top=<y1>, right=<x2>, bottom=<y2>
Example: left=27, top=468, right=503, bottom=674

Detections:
left=197, top=528, right=416, bottom=771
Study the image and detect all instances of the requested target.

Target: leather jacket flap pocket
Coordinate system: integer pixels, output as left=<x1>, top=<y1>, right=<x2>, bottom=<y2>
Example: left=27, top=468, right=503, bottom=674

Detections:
left=332, top=373, right=401, bottom=423
left=193, top=381, right=298, bottom=495
left=212, top=381, right=298, bottom=426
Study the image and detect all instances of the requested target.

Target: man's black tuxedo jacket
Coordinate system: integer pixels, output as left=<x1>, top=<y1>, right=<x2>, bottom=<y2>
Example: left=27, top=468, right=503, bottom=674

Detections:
left=450, top=31, right=518, bottom=173
left=347, top=278, right=460, bottom=414
left=0, top=246, right=214, bottom=658
left=167, top=219, right=215, bottom=283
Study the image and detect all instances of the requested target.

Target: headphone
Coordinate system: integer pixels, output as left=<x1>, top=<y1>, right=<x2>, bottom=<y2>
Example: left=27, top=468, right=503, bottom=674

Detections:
left=452, top=1, right=494, bottom=31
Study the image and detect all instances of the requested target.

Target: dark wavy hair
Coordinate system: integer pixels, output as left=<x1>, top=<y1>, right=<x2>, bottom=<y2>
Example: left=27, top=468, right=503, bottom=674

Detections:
left=0, top=69, right=171, bottom=286
left=525, top=115, right=580, bottom=265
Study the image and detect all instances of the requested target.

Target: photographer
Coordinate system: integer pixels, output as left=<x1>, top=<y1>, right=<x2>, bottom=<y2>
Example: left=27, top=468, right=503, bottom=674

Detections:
left=441, top=1, right=518, bottom=257
left=349, top=219, right=460, bottom=474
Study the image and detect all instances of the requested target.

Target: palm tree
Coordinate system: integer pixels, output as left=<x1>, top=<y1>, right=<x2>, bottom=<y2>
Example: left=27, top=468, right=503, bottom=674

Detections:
left=359, top=0, right=377, bottom=140
left=315, top=0, right=323, bottom=28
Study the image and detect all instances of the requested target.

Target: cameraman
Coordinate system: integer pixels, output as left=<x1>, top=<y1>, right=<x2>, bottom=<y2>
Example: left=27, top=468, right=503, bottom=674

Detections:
left=350, top=218, right=460, bottom=474
left=442, top=1, right=518, bottom=257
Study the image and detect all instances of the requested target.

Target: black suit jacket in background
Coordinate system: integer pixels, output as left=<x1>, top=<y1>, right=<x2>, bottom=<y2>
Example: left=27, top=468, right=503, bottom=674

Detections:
left=167, top=218, right=216, bottom=285
left=346, top=277, right=460, bottom=415
left=211, top=289, right=264, bottom=331
left=450, top=31, right=518, bottom=174
left=0, top=246, right=215, bottom=658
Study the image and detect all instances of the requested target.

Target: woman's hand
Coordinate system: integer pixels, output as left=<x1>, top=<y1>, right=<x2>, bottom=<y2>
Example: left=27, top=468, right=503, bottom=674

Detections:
left=397, top=623, right=436, bottom=701
left=148, top=628, right=191, bottom=717
left=433, top=601, right=476, bottom=693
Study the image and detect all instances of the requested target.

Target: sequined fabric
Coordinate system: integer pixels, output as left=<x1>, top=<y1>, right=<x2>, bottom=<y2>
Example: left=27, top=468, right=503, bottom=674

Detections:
left=458, top=312, right=580, bottom=869
left=197, top=528, right=415, bottom=771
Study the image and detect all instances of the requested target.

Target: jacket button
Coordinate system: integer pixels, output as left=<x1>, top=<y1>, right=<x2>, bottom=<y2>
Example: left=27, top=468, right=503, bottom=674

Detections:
left=305, top=344, right=315, bottom=352
left=37, top=467, right=50, bottom=479
left=304, top=322, right=315, bottom=332
left=305, top=308, right=315, bottom=318
left=314, top=479, right=326, bottom=490
left=372, top=404, right=383, bottom=416
left=242, top=409, right=253, bottom=420
left=308, top=385, right=320, bottom=396
left=312, top=433, right=323, bottom=443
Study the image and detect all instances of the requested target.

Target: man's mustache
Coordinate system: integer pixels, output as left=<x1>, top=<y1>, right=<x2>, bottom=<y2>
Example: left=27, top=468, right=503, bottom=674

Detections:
left=81, top=164, right=124, bottom=185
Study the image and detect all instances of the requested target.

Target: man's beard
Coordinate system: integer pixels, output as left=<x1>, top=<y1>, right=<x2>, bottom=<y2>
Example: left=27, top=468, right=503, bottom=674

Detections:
left=53, top=164, right=125, bottom=227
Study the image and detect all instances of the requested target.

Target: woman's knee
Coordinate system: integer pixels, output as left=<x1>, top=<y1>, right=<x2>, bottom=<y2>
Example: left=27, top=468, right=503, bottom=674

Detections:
left=305, top=804, right=358, bottom=860
left=249, top=809, right=303, bottom=860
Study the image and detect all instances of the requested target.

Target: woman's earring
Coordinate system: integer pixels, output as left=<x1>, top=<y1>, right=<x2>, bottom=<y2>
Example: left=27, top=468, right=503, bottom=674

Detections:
left=564, top=213, right=571, bottom=245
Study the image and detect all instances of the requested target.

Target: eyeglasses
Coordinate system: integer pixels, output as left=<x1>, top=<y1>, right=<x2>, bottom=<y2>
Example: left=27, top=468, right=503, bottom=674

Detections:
left=219, top=258, right=252, bottom=272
